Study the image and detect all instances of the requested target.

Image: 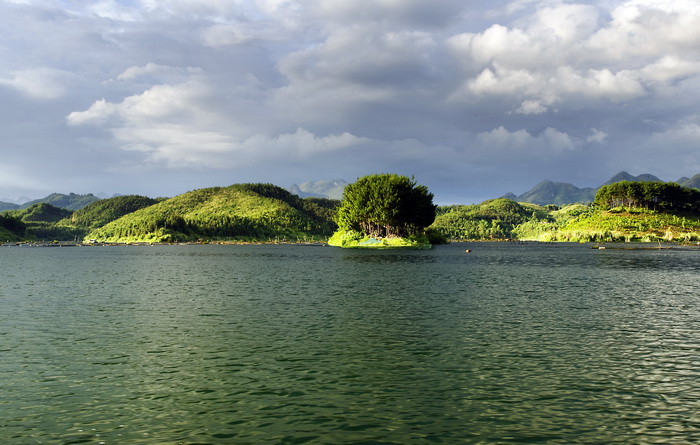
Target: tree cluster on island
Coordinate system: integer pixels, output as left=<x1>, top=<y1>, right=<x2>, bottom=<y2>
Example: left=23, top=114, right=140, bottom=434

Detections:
left=328, top=174, right=440, bottom=248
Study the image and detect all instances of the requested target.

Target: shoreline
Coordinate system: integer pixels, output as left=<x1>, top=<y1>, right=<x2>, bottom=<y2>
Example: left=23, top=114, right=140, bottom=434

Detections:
left=0, top=240, right=330, bottom=248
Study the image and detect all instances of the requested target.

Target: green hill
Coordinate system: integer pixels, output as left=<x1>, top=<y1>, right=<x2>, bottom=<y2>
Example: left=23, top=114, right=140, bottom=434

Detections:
left=65, top=195, right=160, bottom=230
left=85, top=184, right=338, bottom=243
left=21, top=193, right=100, bottom=211
left=432, top=186, right=700, bottom=243
left=431, top=198, right=550, bottom=240
left=15, top=203, right=72, bottom=222
left=515, top=180, right=597, bottom=206
left=510, top=171, right=668, bottom=206
left=0, top=202, right=20, bottom=212
left=540, top=207, right=700, bottom=243
left=2, top=203, right=82, bottom=241
left=0, top=214, right=26, bottom=241
left=679, top=173, right=700, bottom=190
left=603, top=171, right=661, bottom=185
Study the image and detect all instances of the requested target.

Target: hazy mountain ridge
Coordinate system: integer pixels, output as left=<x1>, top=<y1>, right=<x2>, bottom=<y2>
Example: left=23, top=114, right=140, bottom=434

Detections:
left=288, top=179, right=348, bottom=200
left=2, top=172, right=697, bottom=212
left=510, top=171, right=695, bottom=206
left=0, top=193, right=100, bottom=212
left=603, top=172, right=662, bottom=185
left=514, top=180, right=598, bottom=206
left=679, top=173, right=700, bottom=190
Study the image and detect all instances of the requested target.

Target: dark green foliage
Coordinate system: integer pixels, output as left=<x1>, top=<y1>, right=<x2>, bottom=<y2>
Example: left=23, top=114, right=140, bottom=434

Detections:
left=335, top=174, right=436, bottom=238
left=21, top=193, right=100, bottom=211
left=301, top=198, right=340, bottom=223
left=68, top=195, right=158, bottom=229
left=0, top=213, right=26, bottom=240
left=594, top=181, right=700, bottom=213
left=14, top=203, right=73, bottom=223
left=24, top=222, right=85, bottom=241
left=2, top=203, right=78, bottom=240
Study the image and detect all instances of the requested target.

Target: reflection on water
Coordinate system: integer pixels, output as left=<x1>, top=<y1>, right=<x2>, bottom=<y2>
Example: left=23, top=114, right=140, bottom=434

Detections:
left=1, top=243, right=699, bottom=444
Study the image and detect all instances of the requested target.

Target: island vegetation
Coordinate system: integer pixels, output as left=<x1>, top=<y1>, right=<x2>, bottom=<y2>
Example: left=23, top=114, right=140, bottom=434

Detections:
left=2, top=178, right=700, bottom=245
left=328, top=173, right=439, bottom=248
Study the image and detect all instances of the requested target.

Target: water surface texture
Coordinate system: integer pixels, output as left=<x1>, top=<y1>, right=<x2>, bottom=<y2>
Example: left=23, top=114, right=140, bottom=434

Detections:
left=1, top=243, right=699, bottom=444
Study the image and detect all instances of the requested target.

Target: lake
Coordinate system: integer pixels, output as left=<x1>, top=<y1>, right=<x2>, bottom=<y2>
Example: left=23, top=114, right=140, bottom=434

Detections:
left=1, top=242, right=699, bottom=444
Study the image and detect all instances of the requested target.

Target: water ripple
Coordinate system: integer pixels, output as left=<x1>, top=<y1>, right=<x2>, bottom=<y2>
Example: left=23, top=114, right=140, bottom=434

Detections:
left=1, top=243, right=699, bottom=443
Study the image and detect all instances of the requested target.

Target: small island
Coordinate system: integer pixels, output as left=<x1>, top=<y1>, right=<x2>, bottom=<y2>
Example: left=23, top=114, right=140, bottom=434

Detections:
left=327, top=173, right=440, bottom=249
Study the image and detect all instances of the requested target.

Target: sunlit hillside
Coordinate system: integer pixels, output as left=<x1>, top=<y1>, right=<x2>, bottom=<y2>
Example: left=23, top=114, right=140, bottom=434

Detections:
left=85, top=184, right=338, bottom=243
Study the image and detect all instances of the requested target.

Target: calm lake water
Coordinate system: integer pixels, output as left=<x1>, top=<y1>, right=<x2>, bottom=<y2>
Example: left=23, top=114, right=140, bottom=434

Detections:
left=1, top=242, right=699, bottom=444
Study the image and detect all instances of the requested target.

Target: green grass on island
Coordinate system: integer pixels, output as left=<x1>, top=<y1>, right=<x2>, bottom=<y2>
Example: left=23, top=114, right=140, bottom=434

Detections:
left=431, top=199, right=700, bottom=243
left=327, top=230, right=432, bottom=249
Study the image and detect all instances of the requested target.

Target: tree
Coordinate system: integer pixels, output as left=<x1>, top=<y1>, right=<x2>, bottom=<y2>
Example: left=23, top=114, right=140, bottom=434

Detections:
left=594, top=181, right=700, bottom=214
left=335, top=174, right=436, bottom=238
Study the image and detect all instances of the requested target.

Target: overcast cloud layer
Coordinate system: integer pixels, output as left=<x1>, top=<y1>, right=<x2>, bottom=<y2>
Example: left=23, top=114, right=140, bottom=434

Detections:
left=2, top=0, right=700, bottom=204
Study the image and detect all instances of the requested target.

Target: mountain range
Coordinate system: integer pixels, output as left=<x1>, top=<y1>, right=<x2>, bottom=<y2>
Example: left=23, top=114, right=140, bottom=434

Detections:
left=288, top=180, right=348, bottom=200
left=3, top=172, right=700, bottom=212
left=0, top=193, right=101, bottom=212
left=503, top=171, right=700, bottom=206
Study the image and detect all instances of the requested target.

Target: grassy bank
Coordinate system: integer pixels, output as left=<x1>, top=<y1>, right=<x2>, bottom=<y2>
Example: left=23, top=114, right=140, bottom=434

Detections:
left=432, top=200, right=700, bottom=243
left=327, top=230, right=432, bottom=249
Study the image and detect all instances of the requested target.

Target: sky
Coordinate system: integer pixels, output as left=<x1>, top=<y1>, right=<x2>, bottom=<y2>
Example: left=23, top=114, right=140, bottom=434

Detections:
left=1, top=0, right=700, bottom=205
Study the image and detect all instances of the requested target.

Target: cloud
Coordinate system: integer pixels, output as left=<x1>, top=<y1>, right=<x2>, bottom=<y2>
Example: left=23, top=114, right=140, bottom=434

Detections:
left=68, top=79, right=212, bottom=126
left=115, top=63, right=202, bottom=82
left=587, top=128, right=608, bottom=144
left=476, top=126, right=576, bottom=160
left=588, top=0, right=700, bottom=60
left=4, top=0, right=700, bottom=202
left=515, top=100, right=549, bottom=115
left=67, top=74, right=368, bottom=169
left=647, top=119, right=700, bottom=154
left=0, top=68, right=76, bottom=99
left=641, top=56, right=700, bottom=84
left=111, top=127, right=369, bottom=169
left=447, top=0, right=700, bottom=114
left=278, top=25, right=437, bottom=88
left=312, top=0, right=464, bottom=28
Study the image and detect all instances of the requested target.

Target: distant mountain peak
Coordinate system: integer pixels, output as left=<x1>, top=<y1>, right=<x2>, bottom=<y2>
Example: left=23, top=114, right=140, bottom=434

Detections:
left=513, top=171, right=681, bottom=206
left=19, top=193, right=100, bottom=211
left=288, top=179, right=347, bottom=200
left=603, top=171, right=661, bottom=185
left=515, top=180, right=597, bottom=206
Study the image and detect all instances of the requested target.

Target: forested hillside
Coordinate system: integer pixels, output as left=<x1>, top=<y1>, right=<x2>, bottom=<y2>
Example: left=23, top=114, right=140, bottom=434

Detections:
left=65, top=195, right=160, bottom=230
left=3, top=179, right=700, bottom=244
left=431, top=182, right=700, bottom=243
left=431, top=198, right=549, bottom=240
left=594, top=181, right=700, bottom=212
left=1, top=203, right=83, bottom=240
left=0, top=213, right=25, bottom=241
left=21, top=193, right=100, bottom=211
left=86, top=184, right=339, bottom=243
